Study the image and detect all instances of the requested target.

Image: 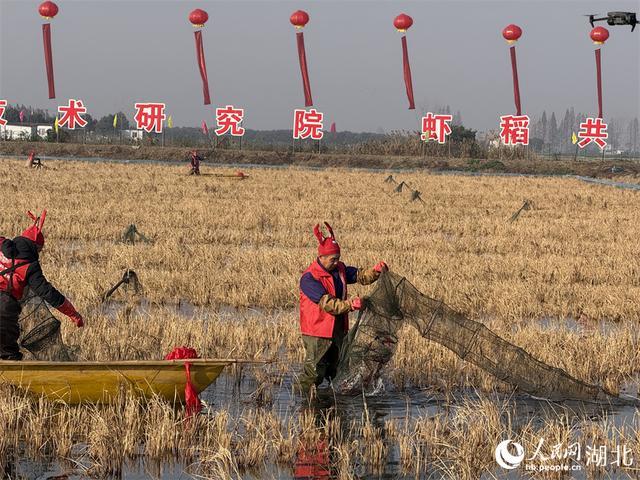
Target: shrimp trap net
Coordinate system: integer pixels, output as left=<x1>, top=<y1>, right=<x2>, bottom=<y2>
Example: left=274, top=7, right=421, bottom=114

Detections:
left=334, top=271, right=637, bottom=406
left=18, top=289, right=73, bottom=361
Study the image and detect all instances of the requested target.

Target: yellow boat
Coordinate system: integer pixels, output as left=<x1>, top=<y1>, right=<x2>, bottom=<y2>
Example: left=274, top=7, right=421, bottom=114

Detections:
left=0, top=359, right=233, bottom=405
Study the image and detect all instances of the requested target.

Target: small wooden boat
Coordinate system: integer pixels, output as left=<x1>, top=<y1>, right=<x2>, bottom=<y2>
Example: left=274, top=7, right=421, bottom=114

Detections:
left=0, top=359, right=234, bottom=405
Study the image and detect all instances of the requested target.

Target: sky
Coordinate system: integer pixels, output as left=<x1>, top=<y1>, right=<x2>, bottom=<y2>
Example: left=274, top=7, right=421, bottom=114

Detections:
left=0, top=0, right=639, bottom=133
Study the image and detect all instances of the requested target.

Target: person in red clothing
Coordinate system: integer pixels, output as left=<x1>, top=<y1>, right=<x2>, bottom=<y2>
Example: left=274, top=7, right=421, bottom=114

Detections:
left=0, top=211, right=84, bottom=360
left=298, top=222, right=388, bottom=393
left=189, top=150, right=201, bottom=175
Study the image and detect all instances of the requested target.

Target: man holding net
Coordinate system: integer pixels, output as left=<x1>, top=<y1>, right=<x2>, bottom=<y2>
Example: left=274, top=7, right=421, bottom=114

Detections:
left=0, top=211, right=84, bottom=360
left=298, top=222, right=388, bottom=394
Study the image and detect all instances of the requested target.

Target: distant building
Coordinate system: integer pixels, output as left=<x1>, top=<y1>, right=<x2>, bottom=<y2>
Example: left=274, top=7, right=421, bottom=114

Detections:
left=477, top=130, right=500, bottom=147
left=36, top=125, right=53, bottom=139
left=121, top=129, right=144, bottom=141
left=1, top=124, right=32, bottom=140
left=604, top=144, right=624, bottom=155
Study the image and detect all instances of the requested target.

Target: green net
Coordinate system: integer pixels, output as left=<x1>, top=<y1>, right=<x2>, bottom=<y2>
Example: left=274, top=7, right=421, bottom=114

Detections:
left=334, top=271, right=637, bottom=406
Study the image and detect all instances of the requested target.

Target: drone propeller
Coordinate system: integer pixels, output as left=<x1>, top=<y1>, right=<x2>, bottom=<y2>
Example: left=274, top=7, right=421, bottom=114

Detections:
left=583, top=14, right=599, bottom=28
left=583, top=14, right=610, bottom=28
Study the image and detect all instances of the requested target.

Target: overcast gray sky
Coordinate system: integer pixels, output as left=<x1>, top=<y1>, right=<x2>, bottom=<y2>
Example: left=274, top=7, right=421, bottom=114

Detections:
left=1, top=0, right=638, bottom=132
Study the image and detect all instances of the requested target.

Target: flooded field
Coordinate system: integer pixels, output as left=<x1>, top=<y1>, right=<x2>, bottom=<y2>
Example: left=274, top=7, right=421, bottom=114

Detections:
left=5, top=368, right=639, bottom=479
left=4, top=299, right=639, bottom=479
left=1, top=159, right=640, bottom=478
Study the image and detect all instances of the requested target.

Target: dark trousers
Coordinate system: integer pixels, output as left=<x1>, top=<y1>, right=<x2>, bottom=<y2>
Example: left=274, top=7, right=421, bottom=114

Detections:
left=299, top=316, right=346, bottom=393
left=0, top=291, right=23, bottom=360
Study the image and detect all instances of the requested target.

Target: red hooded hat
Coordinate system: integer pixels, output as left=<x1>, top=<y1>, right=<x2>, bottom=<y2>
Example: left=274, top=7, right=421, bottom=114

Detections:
left=21, top=210, right=46, bottom=247
left=314, top=222, right=340, bottom=256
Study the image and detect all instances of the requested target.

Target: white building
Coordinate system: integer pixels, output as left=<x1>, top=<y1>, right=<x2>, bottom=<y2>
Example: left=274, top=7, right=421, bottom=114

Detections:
left=122, top=129, right=144, bottom=141
left=1, top=124, right=32, bottom=140
left=36, top=125, right=53, bottom=139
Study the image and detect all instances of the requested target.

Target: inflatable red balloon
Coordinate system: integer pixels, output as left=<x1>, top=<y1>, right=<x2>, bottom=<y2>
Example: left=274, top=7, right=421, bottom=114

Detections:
left=502, top=24, right=522, bottom=44
left=590, top=28, right=609, bottom=118
left=393, top=13, right=413, bottom=32
left=590, top=26, right=609, bottom=44
left=189, top=9, right=209, bottom=28
left=290, top=10, right=310, bottom=29
left=38, top=1, right=58, bottom=99
left=394, top=14, right=415, bottom=109
left=188, top=9, right=211, bottom=105
left=502, top=24, right=524, bottom=115
left=38, top=1, right=58, bottom=19
left=291, top=10, right=313, bottom=106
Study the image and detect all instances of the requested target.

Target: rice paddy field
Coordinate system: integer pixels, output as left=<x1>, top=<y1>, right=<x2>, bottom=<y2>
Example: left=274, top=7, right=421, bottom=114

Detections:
left=1, top=157, right=640, bottom=479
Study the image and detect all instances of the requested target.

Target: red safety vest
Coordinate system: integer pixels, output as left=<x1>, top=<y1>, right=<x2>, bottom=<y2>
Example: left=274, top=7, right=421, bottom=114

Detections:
left=299, top=260, right=348, bottom=338
left=0, top=238, right=31, bottom=300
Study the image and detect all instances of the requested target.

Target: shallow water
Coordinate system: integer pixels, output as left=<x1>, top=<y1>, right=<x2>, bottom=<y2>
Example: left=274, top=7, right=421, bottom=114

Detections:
left=7, top=366, right=639, bottom=479
left=11, top=298, right=640, bottom=478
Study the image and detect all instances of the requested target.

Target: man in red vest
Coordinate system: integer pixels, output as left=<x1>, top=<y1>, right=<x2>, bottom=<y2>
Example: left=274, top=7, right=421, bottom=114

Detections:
left=0, top=211, right=84, bottom=360
left=298, top=222, right=387, bottom=393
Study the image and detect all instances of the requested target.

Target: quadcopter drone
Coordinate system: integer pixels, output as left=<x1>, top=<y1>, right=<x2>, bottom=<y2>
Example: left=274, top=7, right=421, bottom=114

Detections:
left=586, top=12, right=639, bottom=31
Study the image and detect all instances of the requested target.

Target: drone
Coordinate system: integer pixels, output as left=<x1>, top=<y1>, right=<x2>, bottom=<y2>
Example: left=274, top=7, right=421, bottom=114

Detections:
left=586, top=12, right=639, bottom=31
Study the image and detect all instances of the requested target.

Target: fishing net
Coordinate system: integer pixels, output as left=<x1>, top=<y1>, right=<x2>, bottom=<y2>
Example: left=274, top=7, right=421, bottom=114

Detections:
left=18, top=288, right=73, bottom=361
left=120, top=225, right=153, bottom=245
left=334, top=271, right=636, bottom=406
left=102, top=269, right=142, bottom=302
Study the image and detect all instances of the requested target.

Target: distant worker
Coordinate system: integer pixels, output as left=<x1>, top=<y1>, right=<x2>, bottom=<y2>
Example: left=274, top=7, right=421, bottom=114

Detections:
left=189, top=150, right=202, bottom=175
left=0, top=211, right=84, bottom=361
left=298, top=222, right=388, bottom=393
left=25, top=151, right=43, bottom=169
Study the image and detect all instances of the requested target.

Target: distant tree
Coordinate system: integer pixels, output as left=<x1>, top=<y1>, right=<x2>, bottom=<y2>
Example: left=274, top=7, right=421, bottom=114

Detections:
left=449, top=124, right=476, bottom=142
left=453, top=110, right=463, bottom=126
left=95, top=112, right=130, bottom=132
left=540, top=111, right=548, bottom=144
left=629, top=118, right=639, bottom=153
left=560, top=109, right=571, bottom=146
left=529, top=137, right=544, bottom=151
left=46, top=128, right=70, bottom=143
left=549, top=112, right=558, bottom=149
left=83, top=114, right=97, bottom=132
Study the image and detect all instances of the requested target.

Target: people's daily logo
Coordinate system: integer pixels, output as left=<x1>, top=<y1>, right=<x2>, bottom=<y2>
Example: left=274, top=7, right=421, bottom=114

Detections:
left=495, top=440, right=525, bottom=470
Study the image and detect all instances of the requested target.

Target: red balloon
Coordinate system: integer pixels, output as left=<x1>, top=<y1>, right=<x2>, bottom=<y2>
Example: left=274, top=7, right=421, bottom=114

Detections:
left=290, top=10, right=309, bottom=28
left=189, top=9, right=209, bottom=27
left=590, top=26, right=609, bottom=44
left=502, top=24, right=522, bottom=42
left=38, top=1, right=58, bottom=19
left=394, top=13, right=413, bottom=32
